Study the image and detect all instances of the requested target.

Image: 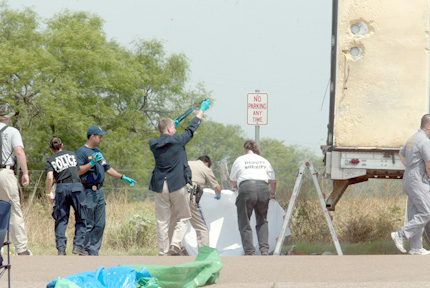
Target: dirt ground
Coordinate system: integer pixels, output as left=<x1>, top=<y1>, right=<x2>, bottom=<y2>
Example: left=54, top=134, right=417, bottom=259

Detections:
left=1, top=254, right=430, bottom=288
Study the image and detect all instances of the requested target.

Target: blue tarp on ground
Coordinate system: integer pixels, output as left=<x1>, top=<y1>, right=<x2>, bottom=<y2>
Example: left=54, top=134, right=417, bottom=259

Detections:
left=46, top=266, right=152, bottom=288
left=46, top=246, right=222, bottom=288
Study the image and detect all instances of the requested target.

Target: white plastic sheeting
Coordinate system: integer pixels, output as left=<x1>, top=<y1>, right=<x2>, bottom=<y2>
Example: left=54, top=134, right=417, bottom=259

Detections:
left=184, top=189, right=289, bottom=256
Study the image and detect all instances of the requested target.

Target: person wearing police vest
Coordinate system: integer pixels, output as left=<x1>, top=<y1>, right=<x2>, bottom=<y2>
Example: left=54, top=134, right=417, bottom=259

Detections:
left=76, top=125, right=137, bottom=255
left=45, top=137, right=88, bottom=256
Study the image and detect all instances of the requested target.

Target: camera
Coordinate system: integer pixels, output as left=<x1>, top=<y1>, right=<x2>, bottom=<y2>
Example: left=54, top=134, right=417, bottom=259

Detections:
left=99, top=158, right=107, bottom=166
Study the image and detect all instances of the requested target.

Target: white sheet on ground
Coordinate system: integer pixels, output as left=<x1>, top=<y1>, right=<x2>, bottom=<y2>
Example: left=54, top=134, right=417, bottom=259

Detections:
left=183, top=189, right=289, bottom=256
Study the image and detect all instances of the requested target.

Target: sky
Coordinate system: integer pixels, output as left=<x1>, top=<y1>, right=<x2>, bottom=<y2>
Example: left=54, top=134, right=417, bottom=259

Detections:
left=8, top=0, right=333, bottom=155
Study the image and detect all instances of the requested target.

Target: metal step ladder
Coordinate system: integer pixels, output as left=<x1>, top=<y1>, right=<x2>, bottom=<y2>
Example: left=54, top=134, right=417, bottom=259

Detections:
left=273, top=161, right=343, bottom=255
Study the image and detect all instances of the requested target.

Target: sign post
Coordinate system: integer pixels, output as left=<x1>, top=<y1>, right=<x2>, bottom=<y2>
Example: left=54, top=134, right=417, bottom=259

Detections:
left=247, top=91, right=268, bottom=147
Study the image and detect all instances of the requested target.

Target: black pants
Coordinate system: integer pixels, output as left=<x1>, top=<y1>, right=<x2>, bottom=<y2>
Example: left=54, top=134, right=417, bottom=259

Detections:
left=52, top=183, right=87, bottom=252
left=235, top=180, right=270, bottom=255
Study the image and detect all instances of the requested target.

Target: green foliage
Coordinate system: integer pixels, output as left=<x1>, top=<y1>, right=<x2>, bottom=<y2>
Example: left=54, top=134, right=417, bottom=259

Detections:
left=0, top=4, right=325, bottom=202
left=0, top=4, right=212, bottom=196
left=107, top=213, right=154, bottom=250
left=259, top=138, right=324, bottom=199
left=283, top=194, right=405, bottom=244
left=187, top=120, right=246, bottom=168
left=283, top=239, right=407, bottom=255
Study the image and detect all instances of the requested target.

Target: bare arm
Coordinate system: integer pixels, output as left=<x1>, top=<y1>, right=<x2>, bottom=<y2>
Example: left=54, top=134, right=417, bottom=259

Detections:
left=45, top=171, right=55, bottom=204
left=230, top=180, right=238, bottom=191
left=196, top=109, right=204, bottom=119
left=269, top=180, right=277, bottom=199
left=78, top=162, right=93, bottom=176
left=213, top=184, right=221, bottom=196
left=45, top=171, right=54, bottom=194
left=399, top=152, right=406, bottom=167
left=205, top=169, right=221, bottom=195
left=106, top=167, right=123, bottom=179
left=14, top=146, right=29, bottom=186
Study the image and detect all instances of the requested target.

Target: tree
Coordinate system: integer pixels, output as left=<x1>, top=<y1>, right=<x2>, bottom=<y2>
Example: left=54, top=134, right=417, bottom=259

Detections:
left=258, top=138, right=323, bottom=200
left=0, top=4, right=324, bottom=201
left=186, top=120, right=246, bottom=165
left=0, top=5, right=211, bottom=195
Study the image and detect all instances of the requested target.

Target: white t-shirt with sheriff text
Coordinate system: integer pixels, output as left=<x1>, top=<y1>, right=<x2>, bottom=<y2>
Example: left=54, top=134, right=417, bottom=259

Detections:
left=229, top=153, right=275, bottom=186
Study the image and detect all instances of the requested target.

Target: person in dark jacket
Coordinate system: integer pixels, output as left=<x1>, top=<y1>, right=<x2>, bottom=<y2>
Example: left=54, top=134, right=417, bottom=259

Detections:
left=45, top=137, right=88, bottom=256
left=149, top=99, right=210, bottom=256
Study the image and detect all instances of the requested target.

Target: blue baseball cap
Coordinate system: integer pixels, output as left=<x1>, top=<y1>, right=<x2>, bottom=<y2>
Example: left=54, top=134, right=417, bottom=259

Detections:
left=87, top=125, right=108, bottom=136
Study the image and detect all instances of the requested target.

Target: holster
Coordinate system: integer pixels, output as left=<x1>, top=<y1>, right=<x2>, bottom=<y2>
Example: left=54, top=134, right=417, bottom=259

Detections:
left=188, top=184, right=203, bottom=204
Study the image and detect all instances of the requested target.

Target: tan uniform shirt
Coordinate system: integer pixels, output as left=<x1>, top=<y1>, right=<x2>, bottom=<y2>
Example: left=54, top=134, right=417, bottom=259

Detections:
left=188, top=160, right=219, bottom=188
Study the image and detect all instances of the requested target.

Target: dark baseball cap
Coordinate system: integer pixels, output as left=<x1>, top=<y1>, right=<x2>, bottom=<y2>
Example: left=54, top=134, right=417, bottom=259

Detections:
left=87, top=125, right=108, bottom=136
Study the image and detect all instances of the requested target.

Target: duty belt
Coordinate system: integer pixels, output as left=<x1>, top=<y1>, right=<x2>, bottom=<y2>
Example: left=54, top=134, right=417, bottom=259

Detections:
left=0, top=165, right=13, bottom=170
left=85, top=183, right=103, bottom=191
left=57, top=179, right=81, bottom=184
left=239, top=179, right=268, bottom=188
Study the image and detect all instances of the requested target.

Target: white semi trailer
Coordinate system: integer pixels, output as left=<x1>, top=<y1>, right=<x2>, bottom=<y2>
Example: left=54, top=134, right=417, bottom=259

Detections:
left=323, top=0, right=430, bottom=211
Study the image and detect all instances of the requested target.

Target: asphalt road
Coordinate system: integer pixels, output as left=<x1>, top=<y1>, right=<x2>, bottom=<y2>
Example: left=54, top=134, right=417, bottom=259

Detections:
left=1, top=254, right=430, bottom=288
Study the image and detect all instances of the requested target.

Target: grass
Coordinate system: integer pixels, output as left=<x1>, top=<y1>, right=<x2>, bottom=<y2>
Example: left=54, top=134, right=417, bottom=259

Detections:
left=21, top=189, right=159, bottom=256
left=16, top=180, right=411, bottom=256
left=281, top=239, right=410, bottom=256
left=278, top=179, right=406, bottom=245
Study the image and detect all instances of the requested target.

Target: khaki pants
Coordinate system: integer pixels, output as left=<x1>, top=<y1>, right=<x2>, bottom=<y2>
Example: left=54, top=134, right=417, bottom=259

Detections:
left=154, top=181, right=191, bottom=256
left=0, top=169, right=28, bottom=253
left=169, top=195, right=209, bottom=248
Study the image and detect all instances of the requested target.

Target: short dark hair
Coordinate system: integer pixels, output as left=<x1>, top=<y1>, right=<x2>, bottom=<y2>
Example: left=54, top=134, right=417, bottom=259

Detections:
left=198, top=155, right=212, bottom=168
left=421, top=114, right=430, bottom=129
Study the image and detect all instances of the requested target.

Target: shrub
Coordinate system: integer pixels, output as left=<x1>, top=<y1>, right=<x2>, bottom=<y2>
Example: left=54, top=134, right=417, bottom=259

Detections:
left=281, top=191, right=405, bottom=244
left=106, top=212, right=154, bottom=250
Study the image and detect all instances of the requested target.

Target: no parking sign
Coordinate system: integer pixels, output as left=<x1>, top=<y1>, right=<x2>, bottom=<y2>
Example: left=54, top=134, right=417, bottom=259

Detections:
left=247, top=92, right=268, bottom=125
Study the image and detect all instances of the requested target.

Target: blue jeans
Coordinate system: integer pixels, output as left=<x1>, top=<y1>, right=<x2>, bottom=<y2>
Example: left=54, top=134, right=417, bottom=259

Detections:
left=236, top=180, right=270, bottom=255
left=84, top=187, right=106, bottom=255
left=52, top=183, right=87, bottom=252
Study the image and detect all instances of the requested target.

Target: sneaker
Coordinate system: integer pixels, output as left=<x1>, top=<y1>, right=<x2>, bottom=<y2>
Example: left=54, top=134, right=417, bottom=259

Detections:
left=58, top=250, right=66, bottom=256
left=409, top=248, right=430, bottom=255
left=167, top=245, right=182, bottom=256
left=17, top=249, right=32, bottom=256
left=391, top=231, right=406, bottom=253
left=72, top=247, right=89, bottom=256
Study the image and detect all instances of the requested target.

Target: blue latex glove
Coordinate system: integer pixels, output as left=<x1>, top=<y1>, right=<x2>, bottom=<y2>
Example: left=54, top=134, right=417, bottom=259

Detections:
left=94, top=152, right=103, bottom=162
left=200, top=99, right=211, bottom=112
left=174, top=118, right=179, bottom=128
left=122, top=175, right=137, bottom=186
left=214, top=194, right=221, bottom=200
left=90, top=152, right=102, bottom=166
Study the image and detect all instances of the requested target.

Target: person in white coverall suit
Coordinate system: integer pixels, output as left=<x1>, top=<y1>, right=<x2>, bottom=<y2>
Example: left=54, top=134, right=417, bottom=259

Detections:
left=392, top=114, right=430, bottom=255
